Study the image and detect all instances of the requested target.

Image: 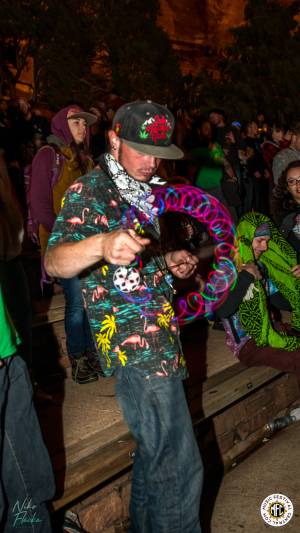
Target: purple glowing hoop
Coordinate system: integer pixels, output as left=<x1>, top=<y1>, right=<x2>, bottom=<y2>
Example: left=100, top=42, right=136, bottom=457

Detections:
left=152, top=185, right=237, bottom=323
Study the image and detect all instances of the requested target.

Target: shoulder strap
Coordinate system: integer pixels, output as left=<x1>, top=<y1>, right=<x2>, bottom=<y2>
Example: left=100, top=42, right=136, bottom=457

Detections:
left=44, top=144, right=64, bottom=188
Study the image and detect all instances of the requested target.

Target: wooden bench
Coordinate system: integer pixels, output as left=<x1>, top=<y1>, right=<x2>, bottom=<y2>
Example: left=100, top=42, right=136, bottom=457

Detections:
left=32, top=292, right=65, bottom=327
left=33, top=294, right=289, bottom=511
left=48, top=364, right=283, bottom=511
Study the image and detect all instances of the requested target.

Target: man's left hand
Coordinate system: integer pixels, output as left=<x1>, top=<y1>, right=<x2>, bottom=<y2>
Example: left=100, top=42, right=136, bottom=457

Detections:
left=165, top=250, right=198, bottom=279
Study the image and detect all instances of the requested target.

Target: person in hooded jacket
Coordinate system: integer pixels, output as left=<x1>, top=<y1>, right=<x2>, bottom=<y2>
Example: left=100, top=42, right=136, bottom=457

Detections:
left=30, top=105, right=101, bottom=384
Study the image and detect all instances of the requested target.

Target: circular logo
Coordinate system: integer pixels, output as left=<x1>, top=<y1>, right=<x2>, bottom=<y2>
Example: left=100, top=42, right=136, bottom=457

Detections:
left=261, top=493, right=293, bottom=527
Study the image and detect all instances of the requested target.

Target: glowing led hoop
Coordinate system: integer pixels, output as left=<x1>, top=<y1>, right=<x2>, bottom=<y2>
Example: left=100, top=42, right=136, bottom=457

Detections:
left=152, top=185, right=237, bottom=323
left=118, top=185, right=237, bottom=324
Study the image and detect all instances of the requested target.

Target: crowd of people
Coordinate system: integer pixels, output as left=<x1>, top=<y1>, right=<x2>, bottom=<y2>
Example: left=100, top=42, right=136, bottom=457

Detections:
left=2, top=94, right=300, bottom=531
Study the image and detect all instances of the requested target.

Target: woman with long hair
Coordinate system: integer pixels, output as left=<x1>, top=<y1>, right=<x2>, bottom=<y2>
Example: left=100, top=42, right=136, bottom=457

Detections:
left=271, top=160, right=300, bottom=269
left=30, top=105, right=102, bottom=384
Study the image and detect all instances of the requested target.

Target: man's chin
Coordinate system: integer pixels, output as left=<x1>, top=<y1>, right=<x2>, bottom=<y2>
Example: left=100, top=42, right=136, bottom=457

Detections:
left=135, top=173, right=153, bottom=182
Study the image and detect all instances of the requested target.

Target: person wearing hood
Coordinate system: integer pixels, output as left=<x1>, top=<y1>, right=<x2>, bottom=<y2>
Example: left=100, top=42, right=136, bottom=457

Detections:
left=30, top=105, right=101, bottom=384
left=217, top=212, right=300, bottom=378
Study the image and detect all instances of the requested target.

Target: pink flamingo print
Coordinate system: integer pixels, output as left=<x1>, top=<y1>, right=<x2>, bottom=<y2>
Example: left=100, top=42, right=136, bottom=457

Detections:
left=143, top=317, right=160, bottom=350
left=143, top=318, right=160, bottom=334
left=94, top=214, right=109, bottom=227
left=172, top=353, right=179, bottom=371
left=67, top=207, right=89, bottom=225
left=92, top=285, right=108, bottom=302
left=153, top=270, right=164, bottom=287
left=156, top=360, right=168, bottom=377
left=121, top=334, right=149, bottom=350
left=69, top=182, right=83, bottom=194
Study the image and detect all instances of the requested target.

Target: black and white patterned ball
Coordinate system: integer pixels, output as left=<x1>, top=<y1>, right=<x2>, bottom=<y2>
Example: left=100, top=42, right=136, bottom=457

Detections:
left=113, top=266, right=141, bottom=293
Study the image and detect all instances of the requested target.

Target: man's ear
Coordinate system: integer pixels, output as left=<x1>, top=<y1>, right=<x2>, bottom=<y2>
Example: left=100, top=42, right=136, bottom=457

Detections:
left=108, top=130, right=121, bottom=152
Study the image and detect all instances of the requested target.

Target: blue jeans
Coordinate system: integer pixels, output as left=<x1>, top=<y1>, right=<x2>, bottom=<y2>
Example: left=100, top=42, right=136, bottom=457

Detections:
left=115, top=366, right=203, bottom=533
left=0, top=355, right=55, bottom=532
left=59, top=276, right=94, bottom=357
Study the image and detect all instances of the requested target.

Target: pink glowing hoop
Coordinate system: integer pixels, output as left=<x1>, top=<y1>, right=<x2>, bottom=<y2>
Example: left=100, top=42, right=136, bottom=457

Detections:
left=152, top=185, right=237, bottom=323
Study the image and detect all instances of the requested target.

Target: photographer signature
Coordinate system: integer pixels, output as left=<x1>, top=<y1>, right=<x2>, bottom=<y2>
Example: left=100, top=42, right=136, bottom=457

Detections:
left=12, top=497, right=42, bottom=527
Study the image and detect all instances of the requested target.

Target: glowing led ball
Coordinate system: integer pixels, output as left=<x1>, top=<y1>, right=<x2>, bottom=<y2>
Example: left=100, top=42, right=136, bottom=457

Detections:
left=152, top=185, right=237, bottom=324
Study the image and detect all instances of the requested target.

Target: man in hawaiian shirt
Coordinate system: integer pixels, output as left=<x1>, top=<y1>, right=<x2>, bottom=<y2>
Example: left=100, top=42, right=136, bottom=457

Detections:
left=45, top=100, right=203, bottom=532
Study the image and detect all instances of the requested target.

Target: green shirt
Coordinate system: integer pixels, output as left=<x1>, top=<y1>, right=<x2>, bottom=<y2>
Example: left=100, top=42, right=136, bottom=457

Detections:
left=192, top=143, right=224, bottom=190
left=0, top=285, right=19, bottom=359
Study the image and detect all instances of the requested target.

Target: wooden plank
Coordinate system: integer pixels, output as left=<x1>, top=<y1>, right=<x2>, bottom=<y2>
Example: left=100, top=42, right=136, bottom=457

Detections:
left=33, top=293, right=65, bottom=313
left=49, top=365, right=284, bottom=511
left=191, top=365, right=283, bottom=421
left=52, top=433, right=135, bottom=511
left=53, top=421, right=131, bottom=469
left=32, top=305, right=65, bottom=327
left=32, top=293, right=65, bottom=327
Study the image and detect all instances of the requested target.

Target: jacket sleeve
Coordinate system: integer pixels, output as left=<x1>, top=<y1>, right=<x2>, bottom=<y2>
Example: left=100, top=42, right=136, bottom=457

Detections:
left=30, top=147, right=57, bottom=233
left=270, top=291, right=291, bottom=311
left=280, top=213, right=300, bottom=260
left=216, top=270, right=255, bottom=318
left=272, top=153, right=285, bottom=185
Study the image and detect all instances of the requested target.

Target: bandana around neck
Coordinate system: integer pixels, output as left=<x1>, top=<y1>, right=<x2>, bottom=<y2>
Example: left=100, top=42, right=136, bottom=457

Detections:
left=104, top=153, right=164, bottom=226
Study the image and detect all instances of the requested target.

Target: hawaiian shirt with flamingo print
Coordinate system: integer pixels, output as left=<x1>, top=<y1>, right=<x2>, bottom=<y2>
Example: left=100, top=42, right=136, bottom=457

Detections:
left=48, top=161, right=186, bottom=378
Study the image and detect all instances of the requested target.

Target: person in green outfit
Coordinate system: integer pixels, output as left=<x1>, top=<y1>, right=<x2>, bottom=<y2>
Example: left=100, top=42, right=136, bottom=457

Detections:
left=0, top=284, right=55, bottom=532
left=217, top=212, right=300, bottom=377
left=189, top=117, right=240, bottom=223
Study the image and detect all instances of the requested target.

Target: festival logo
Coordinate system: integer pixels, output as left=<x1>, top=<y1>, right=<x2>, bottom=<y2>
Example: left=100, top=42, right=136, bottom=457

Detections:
left=260, top=493, right=293, bottom=527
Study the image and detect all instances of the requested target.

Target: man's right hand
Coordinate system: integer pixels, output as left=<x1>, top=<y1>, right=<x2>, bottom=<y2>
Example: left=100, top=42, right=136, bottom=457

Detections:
left=101, top=229, right=150, bottom=265
left=45, top=228, right=151, bottom=278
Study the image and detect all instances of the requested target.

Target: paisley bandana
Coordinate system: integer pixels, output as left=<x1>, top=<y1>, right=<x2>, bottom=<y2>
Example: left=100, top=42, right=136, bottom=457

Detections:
left=104, top=153, right=164, bottom=230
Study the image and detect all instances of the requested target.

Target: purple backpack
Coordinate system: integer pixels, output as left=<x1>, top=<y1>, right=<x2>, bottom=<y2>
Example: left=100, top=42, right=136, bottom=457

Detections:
left=24, top=144, right=63, bottom=244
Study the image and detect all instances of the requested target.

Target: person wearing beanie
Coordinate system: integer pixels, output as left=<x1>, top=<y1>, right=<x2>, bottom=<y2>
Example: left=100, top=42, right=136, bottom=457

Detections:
left=45, top=100, right=203, bottom=532
left=217, top=212, right=300, bottom=377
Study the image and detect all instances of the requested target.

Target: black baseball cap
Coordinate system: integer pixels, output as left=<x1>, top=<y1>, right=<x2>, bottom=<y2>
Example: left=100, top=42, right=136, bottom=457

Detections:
left=112, top=100, right=183, bottom=159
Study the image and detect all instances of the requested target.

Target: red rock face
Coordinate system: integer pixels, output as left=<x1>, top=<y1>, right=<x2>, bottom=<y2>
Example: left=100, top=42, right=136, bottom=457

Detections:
left=157, top=0, right=246, bottom=75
